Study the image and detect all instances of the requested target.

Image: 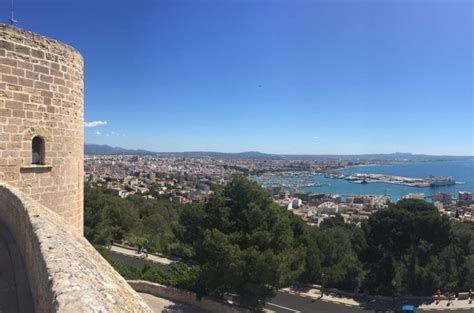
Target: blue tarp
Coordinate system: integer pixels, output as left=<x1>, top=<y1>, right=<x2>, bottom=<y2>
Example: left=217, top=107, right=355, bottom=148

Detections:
left=402, top=304, right=416, bottom=312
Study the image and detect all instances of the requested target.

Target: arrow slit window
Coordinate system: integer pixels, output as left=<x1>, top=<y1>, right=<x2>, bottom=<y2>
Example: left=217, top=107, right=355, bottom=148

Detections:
left=32, top=136, right=45, bottom=165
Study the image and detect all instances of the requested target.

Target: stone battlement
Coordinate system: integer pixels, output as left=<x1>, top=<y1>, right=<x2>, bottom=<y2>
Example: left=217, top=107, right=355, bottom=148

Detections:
left=0, top=183, right=152, bottom=312
left=0, top=24, right=83, bottom=68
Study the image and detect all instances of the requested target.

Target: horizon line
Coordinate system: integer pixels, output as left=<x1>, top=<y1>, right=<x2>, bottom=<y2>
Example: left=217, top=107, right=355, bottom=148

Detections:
left=84, top=143, right=474, bottom=158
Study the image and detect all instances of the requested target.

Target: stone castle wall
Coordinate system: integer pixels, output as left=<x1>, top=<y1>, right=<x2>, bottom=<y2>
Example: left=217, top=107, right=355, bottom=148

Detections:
left=0, top=24, right=84, bottom=234
left=0, top=183, right=152, bottom=312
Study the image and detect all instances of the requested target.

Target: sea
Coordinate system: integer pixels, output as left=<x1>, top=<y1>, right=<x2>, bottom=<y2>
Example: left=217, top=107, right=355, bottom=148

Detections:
left=256, top=159, right=474, bottom=202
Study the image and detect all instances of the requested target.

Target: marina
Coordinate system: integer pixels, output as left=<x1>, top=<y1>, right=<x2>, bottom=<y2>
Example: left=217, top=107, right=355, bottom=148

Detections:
left=252, top=160, right=473, bottom=201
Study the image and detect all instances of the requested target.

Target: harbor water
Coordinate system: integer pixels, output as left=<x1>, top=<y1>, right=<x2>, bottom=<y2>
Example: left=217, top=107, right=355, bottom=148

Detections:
left=255, top=160, right=474, bottom=201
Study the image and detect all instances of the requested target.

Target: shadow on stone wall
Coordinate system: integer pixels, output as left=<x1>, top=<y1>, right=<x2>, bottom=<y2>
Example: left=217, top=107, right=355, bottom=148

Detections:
left=0, top=183, right=152, bottom=312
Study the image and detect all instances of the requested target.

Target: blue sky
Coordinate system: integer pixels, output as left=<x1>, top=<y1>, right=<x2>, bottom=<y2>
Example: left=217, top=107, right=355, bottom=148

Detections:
left=5, top=0, right=473, bottom=155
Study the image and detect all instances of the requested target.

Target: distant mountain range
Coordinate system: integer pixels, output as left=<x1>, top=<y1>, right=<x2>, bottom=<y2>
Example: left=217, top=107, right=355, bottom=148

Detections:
left=84, top=144, right=471, bottom=161
left=85, top=144, right=155, bottom=156
left=278, top=152, right=471, bottom=161
left=85, top=144, right=278, bottom=159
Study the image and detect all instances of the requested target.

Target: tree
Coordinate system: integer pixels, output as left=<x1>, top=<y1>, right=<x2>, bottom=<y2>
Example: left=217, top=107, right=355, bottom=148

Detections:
left=180, top=176, right=305, bottom=309
left=317, top=227, right=363, bottom=290
left=319, top=214, right=345, bottom=230
left=299, top=228, right=322, bottom=284
left=364, top=199, right=451, bottom=295
left=84, top=184, right=189, bottom=256
left=86, top=181, right=472, bottom=298
left=447, top=221, right=474, bottom=291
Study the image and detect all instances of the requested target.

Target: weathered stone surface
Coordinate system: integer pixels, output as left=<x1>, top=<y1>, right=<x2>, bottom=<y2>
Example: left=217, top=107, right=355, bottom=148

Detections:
left=0, top=219, right=34, bottom=313
left=138, top=292, right=207, bottom=313
left=0, top=24, right=83, bottom=234
left=128, top=280, right=246, bottom=313
left=0, top=184, right=152, bottom=312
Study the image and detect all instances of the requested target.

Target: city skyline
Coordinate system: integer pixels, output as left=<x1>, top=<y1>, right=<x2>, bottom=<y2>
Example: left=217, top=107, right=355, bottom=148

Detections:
left=7, top=0, right=473, bottom=155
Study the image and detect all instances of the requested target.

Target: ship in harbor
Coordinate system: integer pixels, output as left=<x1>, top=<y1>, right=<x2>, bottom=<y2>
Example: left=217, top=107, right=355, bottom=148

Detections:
left=428, top=176, right=456, bottom=187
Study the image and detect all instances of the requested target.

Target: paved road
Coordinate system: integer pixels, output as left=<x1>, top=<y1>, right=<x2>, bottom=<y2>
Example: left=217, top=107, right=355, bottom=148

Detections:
left=267, top=291, right=473, bottom=313
left=267, top=292, right=368, bottom=313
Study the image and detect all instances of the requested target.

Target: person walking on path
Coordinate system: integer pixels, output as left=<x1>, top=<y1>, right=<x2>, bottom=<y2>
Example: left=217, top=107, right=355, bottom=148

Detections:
left=469, top=289, right=472, bottom=304
left=143, top=248, right=148, bottom=258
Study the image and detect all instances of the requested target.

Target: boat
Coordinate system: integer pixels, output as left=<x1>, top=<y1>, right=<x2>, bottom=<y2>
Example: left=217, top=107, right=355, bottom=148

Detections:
left=428, top=176, right=455, bottom=187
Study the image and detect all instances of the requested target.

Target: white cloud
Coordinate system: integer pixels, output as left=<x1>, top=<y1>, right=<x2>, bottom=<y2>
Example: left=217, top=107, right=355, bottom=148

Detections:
left=84, top=120, right=107, bottom=128
left=95, top=131, right=101, bottom=135
left=313, top=136, right=319, bottom=140
left=108, top=131, right=123, bottom=137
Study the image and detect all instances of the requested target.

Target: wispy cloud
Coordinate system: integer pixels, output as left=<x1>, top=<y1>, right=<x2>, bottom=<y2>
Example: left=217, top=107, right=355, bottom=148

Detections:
left=84, top=120, right=107, bottom=128
left=313, top=136, right=319, bottom=140
left=103, top=131, right=123, bottom=137
left=95, top=131, right=101, bottom=135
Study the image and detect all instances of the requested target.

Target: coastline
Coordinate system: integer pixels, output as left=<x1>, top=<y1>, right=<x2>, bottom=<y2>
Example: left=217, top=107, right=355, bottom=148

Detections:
left=252, top=160, right=473, bottom=201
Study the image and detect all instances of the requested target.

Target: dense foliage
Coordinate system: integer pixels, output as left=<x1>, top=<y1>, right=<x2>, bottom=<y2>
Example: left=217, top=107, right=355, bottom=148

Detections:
left=85, top=184, right=198, bottom=258
left=85, top=177, right=474, bottom=308
left=96, top=246, right=203, bottom=293
left=176, top=176, right=305, bottom=308
left=297, top=199, right=474, bottom=296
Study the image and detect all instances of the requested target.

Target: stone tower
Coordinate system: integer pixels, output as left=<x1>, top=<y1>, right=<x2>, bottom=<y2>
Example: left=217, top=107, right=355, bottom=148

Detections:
left=0, top=25, right=84, bottom=234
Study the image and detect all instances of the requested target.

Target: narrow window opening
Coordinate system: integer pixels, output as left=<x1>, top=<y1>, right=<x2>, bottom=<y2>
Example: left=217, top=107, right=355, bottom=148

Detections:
left=32, top=136, right=45, bottom=165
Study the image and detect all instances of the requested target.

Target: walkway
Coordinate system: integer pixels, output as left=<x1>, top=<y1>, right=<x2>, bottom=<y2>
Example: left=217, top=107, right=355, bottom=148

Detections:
left=110, top=244, right=176, bottom=266
left=0, top=221, right=34, bottom=313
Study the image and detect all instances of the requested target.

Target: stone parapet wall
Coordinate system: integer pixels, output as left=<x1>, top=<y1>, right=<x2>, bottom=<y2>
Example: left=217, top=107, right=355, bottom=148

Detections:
left=128, top=280, right=247, bottom=313
left=0, top=183, right=152, bottom=312
left=0, top=24, right=84, bottom=234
